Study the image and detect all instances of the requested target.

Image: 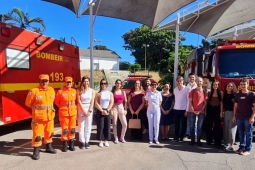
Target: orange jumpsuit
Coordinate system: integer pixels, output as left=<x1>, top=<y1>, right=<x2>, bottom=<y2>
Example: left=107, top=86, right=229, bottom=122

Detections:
left=25, top=86, right=56, bottom=147
left=55, top=87, right=77, bottom=141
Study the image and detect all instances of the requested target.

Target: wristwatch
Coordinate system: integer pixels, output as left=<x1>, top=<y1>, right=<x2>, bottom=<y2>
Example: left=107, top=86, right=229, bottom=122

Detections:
left=89, top=110, right=92, bottom=113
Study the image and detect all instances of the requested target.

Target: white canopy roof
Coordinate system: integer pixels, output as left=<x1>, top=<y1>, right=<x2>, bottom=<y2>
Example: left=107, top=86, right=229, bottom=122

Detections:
left=82, top=0, right=195, bottom=28
left=157, top=0, right=255, bottom=37
left=210, top=22, right=255, bottom=40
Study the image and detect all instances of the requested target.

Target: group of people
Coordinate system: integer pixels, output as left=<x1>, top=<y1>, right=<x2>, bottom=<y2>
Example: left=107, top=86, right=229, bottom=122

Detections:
left=25, top=73, right=255, bottom=160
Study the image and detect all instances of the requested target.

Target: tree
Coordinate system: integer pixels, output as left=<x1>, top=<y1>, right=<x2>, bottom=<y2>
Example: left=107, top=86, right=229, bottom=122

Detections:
left=200, top=39, right=225, bottom=50
left=1, top=8, right=45, bottom=33
left=119, top=61, right=131, bottom=70
left=122, top=25, right=186, bottom=71
left=130, top=64, right=141, bottom=73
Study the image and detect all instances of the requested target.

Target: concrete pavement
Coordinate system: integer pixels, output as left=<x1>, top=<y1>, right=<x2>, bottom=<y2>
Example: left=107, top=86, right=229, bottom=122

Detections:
left=0, top=122, right=255, bottom=170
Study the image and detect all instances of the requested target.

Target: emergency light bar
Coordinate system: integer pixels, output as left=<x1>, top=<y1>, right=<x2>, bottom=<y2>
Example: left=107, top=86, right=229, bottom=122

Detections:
left=226, top=39, right=255, bottom=45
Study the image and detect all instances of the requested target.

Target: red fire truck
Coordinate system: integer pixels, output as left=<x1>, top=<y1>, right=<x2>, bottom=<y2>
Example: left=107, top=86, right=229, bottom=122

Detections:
left=0, top=22, right=80, bottom=125
left=184, top=40, right=255, bottom=91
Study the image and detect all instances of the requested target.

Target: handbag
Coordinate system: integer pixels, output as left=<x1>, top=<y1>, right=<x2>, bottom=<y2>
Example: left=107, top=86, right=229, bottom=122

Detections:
left=128, top=114, right=141, bottom=129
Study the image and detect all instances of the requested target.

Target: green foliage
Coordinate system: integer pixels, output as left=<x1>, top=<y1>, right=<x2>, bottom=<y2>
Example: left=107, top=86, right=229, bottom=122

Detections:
left=1, top=7, right=45, bottom=33
left=129, top=64, right=141, bottom=73
left=200, top=39, right=225, bottom=50
left=122, top=25, right=186, bottom=71
left=119, top=61, right=131, bottom=70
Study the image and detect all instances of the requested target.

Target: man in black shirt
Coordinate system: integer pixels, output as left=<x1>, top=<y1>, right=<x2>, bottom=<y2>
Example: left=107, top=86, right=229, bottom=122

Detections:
left=233, top=78, right=255, bottom=156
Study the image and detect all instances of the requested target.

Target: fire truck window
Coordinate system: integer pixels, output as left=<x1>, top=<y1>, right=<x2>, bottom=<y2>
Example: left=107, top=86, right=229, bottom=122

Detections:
left=123, top=80, right=134, bottom=89
left=5, top=48, right=30, bottom=69
left=218, top=49, right=255, bottom=77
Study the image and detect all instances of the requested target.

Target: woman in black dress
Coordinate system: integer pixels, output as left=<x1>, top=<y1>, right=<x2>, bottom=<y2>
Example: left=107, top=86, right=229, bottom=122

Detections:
left=160, top=82, right=175, bottom=140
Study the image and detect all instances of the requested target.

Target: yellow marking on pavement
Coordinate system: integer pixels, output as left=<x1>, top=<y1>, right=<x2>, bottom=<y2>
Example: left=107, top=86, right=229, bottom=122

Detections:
left=6, top=128, right=62, bottom=153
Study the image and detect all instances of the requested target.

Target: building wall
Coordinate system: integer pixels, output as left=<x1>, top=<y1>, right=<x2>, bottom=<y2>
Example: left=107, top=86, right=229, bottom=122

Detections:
left=80, top=57, right=119, bottom=70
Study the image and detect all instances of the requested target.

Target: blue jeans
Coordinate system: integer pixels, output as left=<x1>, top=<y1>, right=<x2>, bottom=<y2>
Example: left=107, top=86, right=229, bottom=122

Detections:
left=236, top=118, right=253, bottom=152
left=190, top=113, right=205, bottom=141
left=186, top=112, right=197, bottom=136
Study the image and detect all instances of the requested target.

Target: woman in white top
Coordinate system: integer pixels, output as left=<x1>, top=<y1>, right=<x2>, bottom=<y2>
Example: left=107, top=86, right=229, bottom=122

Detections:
left=95, top=79, right=114, bottom=147
left=77, top=76, right=95, bottom=149
left=145, top=82, right=162, bottom=144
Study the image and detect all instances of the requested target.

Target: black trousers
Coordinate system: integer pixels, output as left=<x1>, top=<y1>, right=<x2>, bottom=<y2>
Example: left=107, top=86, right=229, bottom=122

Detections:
left=141, top=108, right=148, bottom=130
left=97, top=110, right=111, bottom=141
left=173, top=110, right=187, bottom=139
left=127, top=109, right=143, bottom=140
left=205, top=105, right=222, bottom=146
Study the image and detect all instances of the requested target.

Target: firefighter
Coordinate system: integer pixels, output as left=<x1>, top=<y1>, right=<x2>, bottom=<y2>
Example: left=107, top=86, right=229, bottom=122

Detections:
left=25, top=74, right=57, bottom=160
left=55, top=77, right=77, bottom=152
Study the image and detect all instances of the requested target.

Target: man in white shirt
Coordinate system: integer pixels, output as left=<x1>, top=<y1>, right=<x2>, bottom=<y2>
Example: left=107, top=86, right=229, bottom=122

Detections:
left=173, top=76, right=189, bottom=142
left=185, top=73, right=197, bottom=139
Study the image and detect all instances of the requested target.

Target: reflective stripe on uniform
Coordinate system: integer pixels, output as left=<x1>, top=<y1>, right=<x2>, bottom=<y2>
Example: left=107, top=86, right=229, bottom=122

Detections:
left=31, top=105, right=53, bottom=109
left=31, top=121, right=38, bottom=124
left=60, top=101, right=75, bottom=106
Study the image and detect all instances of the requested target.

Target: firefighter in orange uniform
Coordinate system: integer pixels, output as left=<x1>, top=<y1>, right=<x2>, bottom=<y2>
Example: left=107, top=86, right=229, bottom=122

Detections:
left=25, top=74, right=57, bottom=160
left=55, top=77, right=77, bottom=152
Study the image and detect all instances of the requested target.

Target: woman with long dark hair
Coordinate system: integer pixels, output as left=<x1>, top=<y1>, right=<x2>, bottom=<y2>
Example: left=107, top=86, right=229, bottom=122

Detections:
left=111, top=79, right=128, bottom=143
left=94, top=79, right=114, bottom=147
left=128, top=80, right=145, bottom=140
left=205, top=81, right=223, bottom=148
left=77, top=76, right=95, bottom=149
left=222, top=82, right=238, bottom=151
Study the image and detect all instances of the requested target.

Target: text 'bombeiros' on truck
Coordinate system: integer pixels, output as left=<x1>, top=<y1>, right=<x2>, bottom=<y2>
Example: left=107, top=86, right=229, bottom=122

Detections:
left=0, top=22, right=81, bottom=125
left=184, top=39, right=255, bottom=92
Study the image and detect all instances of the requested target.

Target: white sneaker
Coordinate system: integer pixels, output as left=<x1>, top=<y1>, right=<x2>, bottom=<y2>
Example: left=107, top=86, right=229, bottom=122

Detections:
left=225, top=146, right=234, bottom=152
left=99, top=141, right=104, bottom=148
left=143, top=129, right=148, bottom=135
left=149, top=141, right=153, bottom=144
left=155, top=141, right=160, bottom=145
left=114, top=137, right=118, bottom=144
left=104, top=141, right=109, bottom=147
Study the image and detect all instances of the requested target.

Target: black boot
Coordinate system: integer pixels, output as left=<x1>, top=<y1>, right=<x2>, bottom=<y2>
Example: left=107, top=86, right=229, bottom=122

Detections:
left=31, top=147, right=40, bottom=160
left=62, top=141, right=68, bottom=152
left=69, top=140, right=75, bottom=151
left=45, top=143, right=57, bottom=154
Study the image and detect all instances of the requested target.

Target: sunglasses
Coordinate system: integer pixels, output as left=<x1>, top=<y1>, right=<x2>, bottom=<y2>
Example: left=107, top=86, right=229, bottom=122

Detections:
left=101, top=82, right=107, bottom=85
left=151, top=84, right=157, bottom=86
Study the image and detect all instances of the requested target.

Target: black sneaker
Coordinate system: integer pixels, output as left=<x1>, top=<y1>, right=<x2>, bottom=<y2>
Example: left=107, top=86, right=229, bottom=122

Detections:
left=179, top=138, right=184, bottom=142
left=173, top=137, right=179, bottom=142
left=85, top=143, right=90, bottom=149
left=189, top=140, right=195, bottom=145
left=197, top=141, right=203, bottom=147
left=79, top=143, right=85, bottom=149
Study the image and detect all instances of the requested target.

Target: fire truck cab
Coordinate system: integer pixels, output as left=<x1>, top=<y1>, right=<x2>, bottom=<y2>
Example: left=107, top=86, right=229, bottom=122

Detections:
left=184, top=40, right=255, bottom=91
left=0, top=22, right=80, bottom=125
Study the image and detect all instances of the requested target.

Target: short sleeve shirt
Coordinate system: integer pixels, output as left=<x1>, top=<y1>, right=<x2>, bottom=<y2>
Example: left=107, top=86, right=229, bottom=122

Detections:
left=234, top=91, right=255, bottom=119
left=145, top=91, right=162, bottom=109
left=189, top=89, right=208, bottom=114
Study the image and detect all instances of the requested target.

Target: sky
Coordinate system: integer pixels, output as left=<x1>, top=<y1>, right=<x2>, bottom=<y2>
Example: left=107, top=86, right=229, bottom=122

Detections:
left=0, top=0, right=204, bottom=64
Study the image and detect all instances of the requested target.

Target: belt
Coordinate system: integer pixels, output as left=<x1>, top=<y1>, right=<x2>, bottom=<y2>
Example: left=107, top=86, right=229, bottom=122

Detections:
left=60, top=101, right=75, bottom=106
left=82, top=102, right=90, bottom=104
left=31, top=105, right=53, bottom=109
left=148, top=105, right=160, bottom=109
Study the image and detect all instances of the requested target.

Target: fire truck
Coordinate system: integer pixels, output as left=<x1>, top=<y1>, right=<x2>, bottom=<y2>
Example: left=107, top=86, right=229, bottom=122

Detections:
left=0, top=22, right=80, bottom=125
left=184, top=40, right=255, bottom=91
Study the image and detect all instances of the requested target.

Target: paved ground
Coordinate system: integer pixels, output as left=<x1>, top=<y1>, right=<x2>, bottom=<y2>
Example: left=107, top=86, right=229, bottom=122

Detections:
left=1, top=119, right=255, bottom=170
